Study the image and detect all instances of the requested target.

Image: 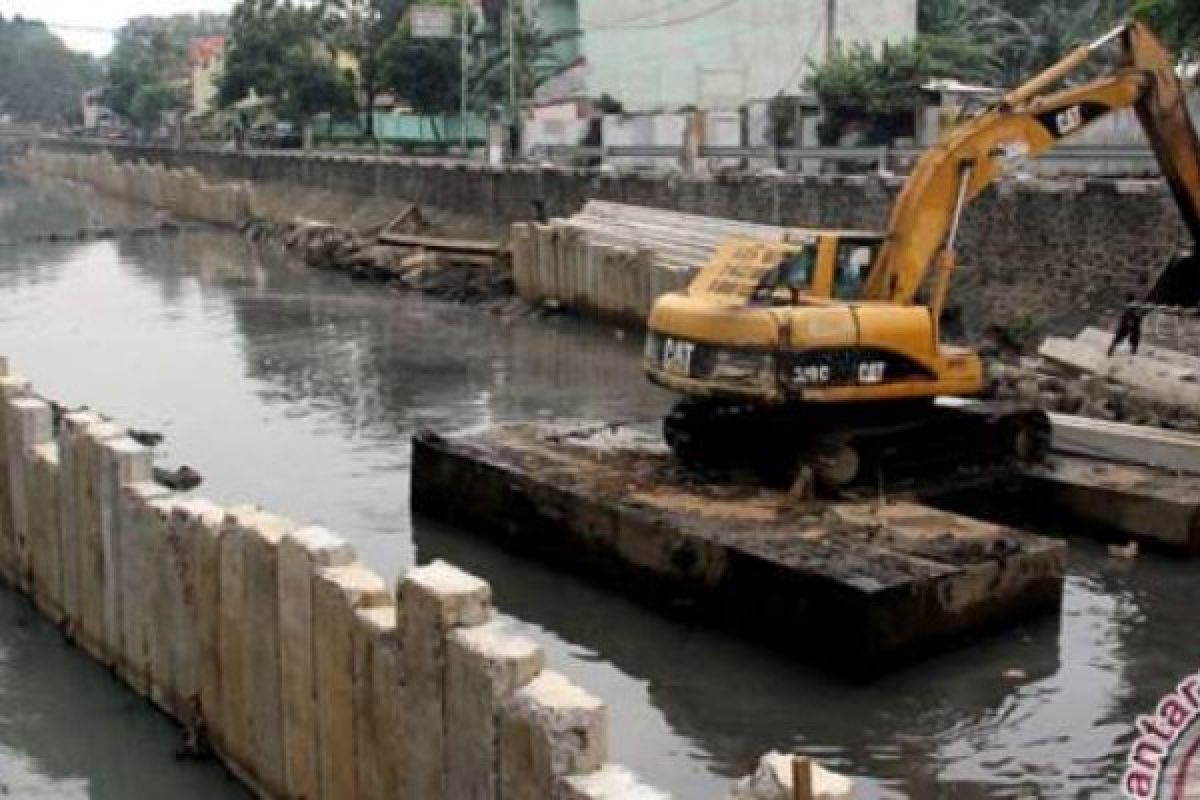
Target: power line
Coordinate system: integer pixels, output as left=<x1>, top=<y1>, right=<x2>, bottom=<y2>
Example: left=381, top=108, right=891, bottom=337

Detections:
left=593, top=0, right=743, bottom=32
left=39, top=21, right=117, bottom=34
left=587, top=0, right=716, bottom=31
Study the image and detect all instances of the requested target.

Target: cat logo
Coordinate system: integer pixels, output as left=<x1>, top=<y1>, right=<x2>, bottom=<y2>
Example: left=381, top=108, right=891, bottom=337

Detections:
left=1055, top=105, right=1084, bottom=137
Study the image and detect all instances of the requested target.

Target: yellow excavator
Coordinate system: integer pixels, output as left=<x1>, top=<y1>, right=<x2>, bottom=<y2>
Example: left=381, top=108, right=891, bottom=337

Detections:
left=644, top=20, right=1200, bottom=487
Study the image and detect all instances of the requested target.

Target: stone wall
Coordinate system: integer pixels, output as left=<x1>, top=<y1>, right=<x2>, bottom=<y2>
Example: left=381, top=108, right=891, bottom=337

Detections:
left=37, top=140, right=1190, bottom=336
left=0, top=355, right=687, bottom=799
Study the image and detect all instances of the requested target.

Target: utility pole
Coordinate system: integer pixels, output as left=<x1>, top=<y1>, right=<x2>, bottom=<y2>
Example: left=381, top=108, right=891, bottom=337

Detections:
left=460, top=0, right=469, bottom=151
left=825, top=0, right=837, bottom=61
left=508, top=0, right=518, bottom=122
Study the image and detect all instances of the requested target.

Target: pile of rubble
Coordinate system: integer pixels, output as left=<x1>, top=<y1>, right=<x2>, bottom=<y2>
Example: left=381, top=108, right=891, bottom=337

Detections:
left=987, top=327, right=1200, bottom=433
left=243, top=211, right=533, bottom=316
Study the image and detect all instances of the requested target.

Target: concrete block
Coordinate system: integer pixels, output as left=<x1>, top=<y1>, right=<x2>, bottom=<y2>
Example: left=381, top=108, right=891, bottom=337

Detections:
left=238, top=510, right=297, bottom=796
left=446, top=620, right=544, bottom=800
left=499, top=670, right=608, bottom=800
left=116, top=482, right=174, bottom=693
left=279, top=526, right=357, bottom=800
left=558, top=765, right=672, bottom=800
left=98, top=436, right=153, bottom=661
left=163, top=497, right=225, bottom=734
left=27, top=443, right=62, bottom=619
left=314, top=564, right=391, bottom=800
left=0, top=373, right=30, bottom=582
left=352, top=605, right=402, bottom=800
left=400, top=560, right=493, bottom=800
left=5, top=396, right=53, bottom=590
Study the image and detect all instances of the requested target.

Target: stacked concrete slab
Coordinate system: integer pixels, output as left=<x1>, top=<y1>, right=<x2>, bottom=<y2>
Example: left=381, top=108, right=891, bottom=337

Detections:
left=21, top=150, right=253, bottom=227
left=0, top=355, right=687, bottom=799
left=511, top=201, right=793, bottom=325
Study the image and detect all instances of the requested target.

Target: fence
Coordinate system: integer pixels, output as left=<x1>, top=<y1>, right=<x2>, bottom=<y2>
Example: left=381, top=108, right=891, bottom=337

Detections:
left=536, top=143, right=1165, bottom=177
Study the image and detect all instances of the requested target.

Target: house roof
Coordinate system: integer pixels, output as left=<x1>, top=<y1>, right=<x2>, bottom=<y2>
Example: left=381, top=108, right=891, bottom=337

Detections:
left=189, top=35, right=227, bottom=68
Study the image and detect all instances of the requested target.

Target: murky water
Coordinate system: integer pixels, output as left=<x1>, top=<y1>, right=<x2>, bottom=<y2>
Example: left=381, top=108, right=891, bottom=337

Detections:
left=0, top=176, right=1198, bottom=798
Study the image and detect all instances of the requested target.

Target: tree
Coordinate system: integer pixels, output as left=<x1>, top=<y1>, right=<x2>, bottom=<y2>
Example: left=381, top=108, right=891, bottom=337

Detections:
left=319, top=0, right=410, bottom=139
left=376, top=0, right=463, bottom=139
left=0, top=16, right=99, bottom=126
left=104, top=13, right=227, bottom=128
left=805, top=41, right=935, bottom=144
left=466, top=2, right=580, bottom=113
left=1134, top=0, right=1200, bottom=56
left=220, top=0, right=356, bottom=130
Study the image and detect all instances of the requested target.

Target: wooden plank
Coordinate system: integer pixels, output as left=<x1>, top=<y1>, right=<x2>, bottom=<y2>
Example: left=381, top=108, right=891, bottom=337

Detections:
left=376, top=232, right=502, bottom=255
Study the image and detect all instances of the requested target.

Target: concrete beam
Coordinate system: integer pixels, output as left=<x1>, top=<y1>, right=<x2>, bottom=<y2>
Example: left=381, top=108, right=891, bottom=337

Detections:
left=239, top=510, right=297, bottom=796
left=351, top=605, right=402, bottom=800
left=5, top=396, right=53, bottom=591
left=313, top=564, right=391, bottom=800
left=279, top=526, right=356, bottom=800
left=0, top=372, right=30, bottom=583
left=1039, top=336, right=1200, bottom=409
left=499, top=670, right=609, bottom=800
left=164, top=497, right=226, bottom=734
left=446, top=620, right=544, bottom=800
left=116, top=481, right=175, bottom=693
left=400, top=560, right=492, bottom=800
left=27, top=443, right=62, bottom=620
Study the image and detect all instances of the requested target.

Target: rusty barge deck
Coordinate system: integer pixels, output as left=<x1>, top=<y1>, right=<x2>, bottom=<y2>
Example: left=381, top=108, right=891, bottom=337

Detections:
left=411, top=422, right=1067, bottom=676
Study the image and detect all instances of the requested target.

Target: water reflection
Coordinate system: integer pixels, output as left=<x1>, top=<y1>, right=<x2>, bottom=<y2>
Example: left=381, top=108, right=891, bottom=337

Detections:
left=0, top=177, right=1198, bottom=798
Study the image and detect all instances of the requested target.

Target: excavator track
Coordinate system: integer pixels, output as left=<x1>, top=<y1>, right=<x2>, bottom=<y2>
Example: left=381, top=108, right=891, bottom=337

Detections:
left=663, top=398, right=1051, bottom=493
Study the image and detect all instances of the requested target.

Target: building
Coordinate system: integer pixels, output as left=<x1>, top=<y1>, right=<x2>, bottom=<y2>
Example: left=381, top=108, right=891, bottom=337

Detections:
left=189, top=35, right=227, bottom=116
left=80, top=88, right=117, bottom=131
left=537, top=0, right=916, bottom=112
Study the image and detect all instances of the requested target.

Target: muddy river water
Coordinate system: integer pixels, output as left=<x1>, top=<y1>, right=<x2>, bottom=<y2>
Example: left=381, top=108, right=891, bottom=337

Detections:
left=0, top=176, right=1197, bottom=798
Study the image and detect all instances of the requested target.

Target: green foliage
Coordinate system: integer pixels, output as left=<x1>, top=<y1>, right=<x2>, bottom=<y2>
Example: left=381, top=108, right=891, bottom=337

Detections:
left=318, top=0, right=410, bottom=136
left=378, top=5, right=463, bottom=118
left=105, top=14, right=226, bottom=127
left=1134, top=0, right=1200, bottom=55
left=220, top=0, right=356, bottom=125
left=809, top=0, right=1200, bottom=143
left=0, top=16, right=99, bottom=126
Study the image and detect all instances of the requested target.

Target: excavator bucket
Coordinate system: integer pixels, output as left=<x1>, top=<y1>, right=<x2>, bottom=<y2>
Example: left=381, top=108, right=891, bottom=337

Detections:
left=1146, top=251, right=1200, bottom=309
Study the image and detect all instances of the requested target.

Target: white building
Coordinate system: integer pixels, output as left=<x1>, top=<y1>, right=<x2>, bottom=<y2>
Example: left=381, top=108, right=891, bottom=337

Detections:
left=573, top=0, right=917, bottom=112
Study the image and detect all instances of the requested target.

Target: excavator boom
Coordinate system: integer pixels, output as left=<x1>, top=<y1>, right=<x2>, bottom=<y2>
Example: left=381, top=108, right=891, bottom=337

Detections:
left=865, top=21, right=1200, bottom=310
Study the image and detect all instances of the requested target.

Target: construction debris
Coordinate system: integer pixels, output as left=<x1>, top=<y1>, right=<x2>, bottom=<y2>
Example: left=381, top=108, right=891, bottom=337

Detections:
left=251, top=211, right=527, bottom=315
left=1038, top=327, right=1200, bottom=413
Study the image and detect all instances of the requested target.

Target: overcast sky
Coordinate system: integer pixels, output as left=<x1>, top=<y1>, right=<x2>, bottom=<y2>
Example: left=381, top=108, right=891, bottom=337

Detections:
left=0, top=1, right=235, bottom=56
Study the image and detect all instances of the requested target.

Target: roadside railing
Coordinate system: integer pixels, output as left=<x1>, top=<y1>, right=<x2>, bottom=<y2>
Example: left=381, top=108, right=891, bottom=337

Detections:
left=42, top=134, right=1166, bottom=178
left=539, top=142, right=1163, bottom=177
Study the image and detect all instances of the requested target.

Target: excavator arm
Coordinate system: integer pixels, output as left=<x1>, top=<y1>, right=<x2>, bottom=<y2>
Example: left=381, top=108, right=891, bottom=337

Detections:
left=863, top=21, right=1200, bottom=312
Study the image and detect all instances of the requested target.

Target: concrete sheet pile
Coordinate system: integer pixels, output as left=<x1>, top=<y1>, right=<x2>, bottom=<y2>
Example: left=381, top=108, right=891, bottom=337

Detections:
left=0, top=356, right=699, bottom=800
left=20, top=150, right=253, bottom=227
left=510, top=201, right=792, bottom=324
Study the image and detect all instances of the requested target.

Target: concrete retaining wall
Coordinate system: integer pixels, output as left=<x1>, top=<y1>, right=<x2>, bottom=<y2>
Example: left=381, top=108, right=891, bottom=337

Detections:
left=0, top=354, right=700, bottom=799
left=21, top=149, right=253, bottom=226
left=34, top=139, right=1190, bottom=337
